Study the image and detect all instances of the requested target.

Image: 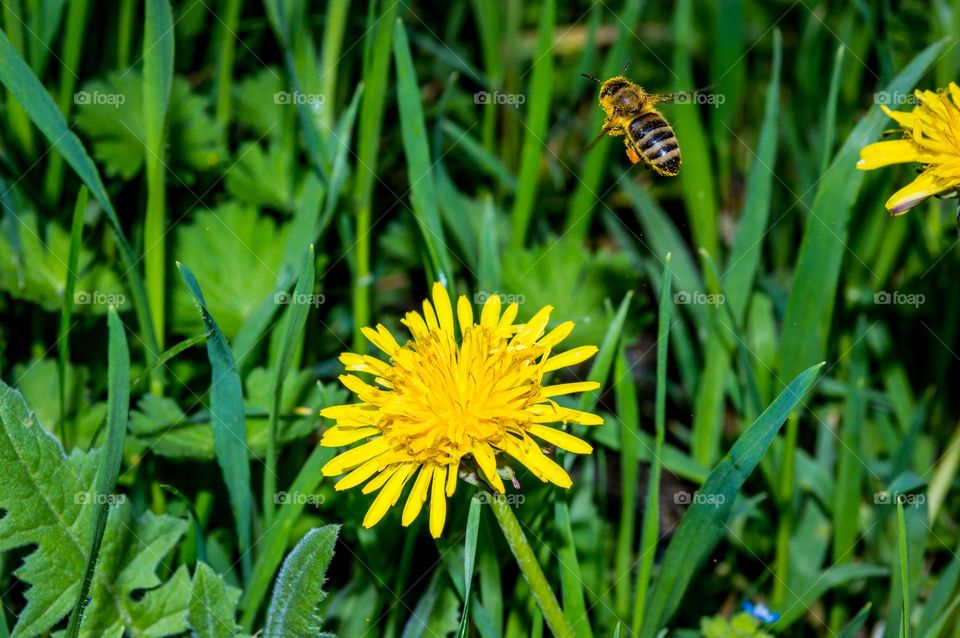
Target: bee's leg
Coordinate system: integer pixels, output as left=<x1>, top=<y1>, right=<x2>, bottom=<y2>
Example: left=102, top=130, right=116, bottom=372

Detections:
left=624, top=137, right=641, bottom=164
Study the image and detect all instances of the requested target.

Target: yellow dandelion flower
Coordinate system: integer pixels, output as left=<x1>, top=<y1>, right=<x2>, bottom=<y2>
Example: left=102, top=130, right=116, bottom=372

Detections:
left=319, top=283, right=603, bottom=538
left=857, top=83, right=960, bottom=215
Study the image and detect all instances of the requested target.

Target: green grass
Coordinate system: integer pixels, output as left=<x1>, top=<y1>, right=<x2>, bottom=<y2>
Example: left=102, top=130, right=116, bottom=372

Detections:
left=1, top=1, right=960, bottom=636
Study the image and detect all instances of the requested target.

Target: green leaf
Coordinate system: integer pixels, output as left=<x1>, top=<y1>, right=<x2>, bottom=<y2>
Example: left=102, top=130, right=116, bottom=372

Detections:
left=393, top=18, right=453, bottom=281
left=172, top=203, right=295, bottom=338
left=0, top=209, right=124, bottom=313
left=240, top=444, right=335, bottom=630
left=838, top=604, right=872, bottom=638
left=264, top=525, right=340, bottom=638
left=778, top=39, right=947, bottom=380
left=0, top=377, right=192, bottom=637
left=578, top=291, right=633, bottom=414
left=188, top=563, right=244, bottom=638
left=66, top=308, right=130, bottom=638
left=75, top=72, right=226, bottom=182
left=177, top=262, right=253, bottom=582
left=264, top=246, right=316, bottom=522
left=502, top=238, right=637, bottom=348
left=640, top=363, right=825, bottom=636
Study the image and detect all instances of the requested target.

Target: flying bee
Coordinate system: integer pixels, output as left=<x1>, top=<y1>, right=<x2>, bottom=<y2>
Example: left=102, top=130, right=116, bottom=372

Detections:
left=582, top=61, right=682, bottom=176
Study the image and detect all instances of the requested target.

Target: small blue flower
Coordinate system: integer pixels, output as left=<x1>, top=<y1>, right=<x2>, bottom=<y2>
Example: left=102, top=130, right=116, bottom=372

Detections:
left=742, top=601, right=780, bottom=623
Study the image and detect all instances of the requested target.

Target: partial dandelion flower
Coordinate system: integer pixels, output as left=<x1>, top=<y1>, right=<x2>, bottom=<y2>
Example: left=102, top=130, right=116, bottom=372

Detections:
left=857, top=83, right=960, bottom=214
left=319, top=283, right=603, bottom=538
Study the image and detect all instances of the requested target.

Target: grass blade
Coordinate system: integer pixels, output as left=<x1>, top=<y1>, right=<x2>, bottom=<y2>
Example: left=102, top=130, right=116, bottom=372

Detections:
left=142, top=0, right=174, bottom=393
left=631, top=254, right=672, bottom=635
left=509, top=0, right=554, bottom=250
left=393, top=18, right=453, bottom=282
left=898, top=500, right=912, bottom=638
left=352, top=0, right=400, bottom=351
left=58, top=187, right=87, bottom=447
left=65, top=307, right=130, bottom=638
left=670, top=0, right=718, bottom=259
left=177, top=262, right=253, bottom=583
left=555, top=501, right=592, bottom=638
left=640, top=362, right=824, bottom=636
left=264, top=246, right=316, bottom=524
left=456, top=496, right=482, bottom=638
left=723, top=30, right=781, bottom=323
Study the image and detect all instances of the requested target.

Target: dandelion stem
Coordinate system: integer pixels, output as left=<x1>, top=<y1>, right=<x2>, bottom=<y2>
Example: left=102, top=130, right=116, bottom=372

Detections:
left=488, top=492, right=574, bottom=638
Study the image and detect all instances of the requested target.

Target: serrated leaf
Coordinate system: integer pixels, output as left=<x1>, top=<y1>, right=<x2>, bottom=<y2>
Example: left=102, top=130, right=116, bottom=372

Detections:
left=75, top=72, right=225, bottom=183
left=224, top=140, right=295, bottom=210
left=0, top=380, right=191, bottom=637
left=264, top=525, right=340, bottom=638
left=171, top=203, right=292, bottom=338
left=0, top=209, right=124, bottom=313
left=501, top=237, right=637, bottom=347
left=189, top=563, right=243, bottom=638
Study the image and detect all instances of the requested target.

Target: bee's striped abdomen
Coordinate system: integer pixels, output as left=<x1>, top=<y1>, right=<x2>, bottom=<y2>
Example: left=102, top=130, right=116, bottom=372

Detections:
left=628, top=111, right=681, bottom=176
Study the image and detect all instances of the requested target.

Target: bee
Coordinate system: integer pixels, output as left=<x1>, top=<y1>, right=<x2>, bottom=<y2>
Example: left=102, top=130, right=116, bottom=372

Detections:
left=583, top=61, right=682, bottom=176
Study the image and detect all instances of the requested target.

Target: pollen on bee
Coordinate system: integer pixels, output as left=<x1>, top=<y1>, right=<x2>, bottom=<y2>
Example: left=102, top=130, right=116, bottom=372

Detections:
left=626, top=146, right=641, bottom=164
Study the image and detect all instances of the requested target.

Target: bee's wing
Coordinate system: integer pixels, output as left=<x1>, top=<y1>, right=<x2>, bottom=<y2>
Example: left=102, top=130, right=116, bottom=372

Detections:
left=647, top=83, right=717, bottom=105
left=582, top=123, right=622, bottom=154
